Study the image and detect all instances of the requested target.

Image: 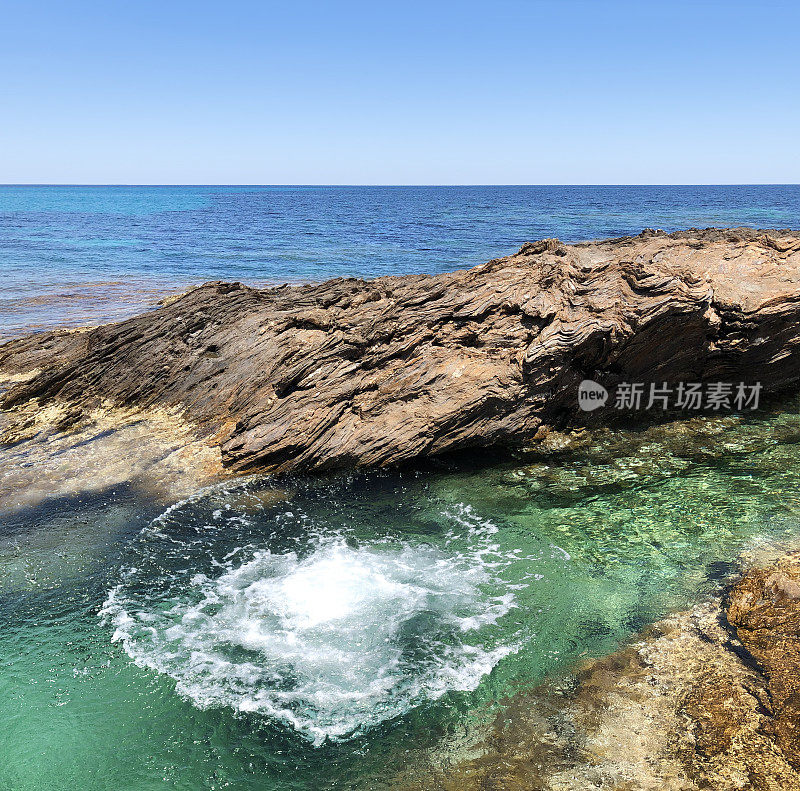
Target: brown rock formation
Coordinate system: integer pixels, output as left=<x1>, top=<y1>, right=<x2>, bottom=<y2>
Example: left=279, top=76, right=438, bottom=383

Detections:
left=3, top=228, right=800, bottom=473
left=407, top=551, right=800, bottom=791
left=725, top=553, right=800, bottom=772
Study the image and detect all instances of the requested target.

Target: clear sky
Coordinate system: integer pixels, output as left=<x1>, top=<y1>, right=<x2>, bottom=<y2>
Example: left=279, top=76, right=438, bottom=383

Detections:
left=1, top=0, right=798, bottom=184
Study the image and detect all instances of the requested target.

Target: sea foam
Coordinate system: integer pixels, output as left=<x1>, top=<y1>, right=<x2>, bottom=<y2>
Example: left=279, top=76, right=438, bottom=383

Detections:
left=101, top=488, right=522, bottom=745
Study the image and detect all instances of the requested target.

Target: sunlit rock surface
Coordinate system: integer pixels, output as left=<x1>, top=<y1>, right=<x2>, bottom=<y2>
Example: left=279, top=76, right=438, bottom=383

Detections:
left=3, top=228, right=800, bottom=473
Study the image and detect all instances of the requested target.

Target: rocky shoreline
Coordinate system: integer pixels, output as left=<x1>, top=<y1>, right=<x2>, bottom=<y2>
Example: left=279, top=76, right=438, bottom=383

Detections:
left=3, top=228, right=800, bottom=473
left=410, top=551, right=800, bottom=791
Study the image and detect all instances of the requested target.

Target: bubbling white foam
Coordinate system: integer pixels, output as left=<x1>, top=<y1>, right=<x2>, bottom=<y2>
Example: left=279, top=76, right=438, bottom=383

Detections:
left=103, top=504, right=521, bottom=746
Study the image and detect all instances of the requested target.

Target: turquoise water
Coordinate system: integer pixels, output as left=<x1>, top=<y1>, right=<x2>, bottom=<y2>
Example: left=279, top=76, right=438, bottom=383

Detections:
left=3, top=405, right=800, bottom=790
left=2, top=184, right=800, bottom=338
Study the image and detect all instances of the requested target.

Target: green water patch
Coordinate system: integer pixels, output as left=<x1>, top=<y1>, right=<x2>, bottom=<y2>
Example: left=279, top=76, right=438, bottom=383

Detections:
left=3, top=402, right=800, bottom=789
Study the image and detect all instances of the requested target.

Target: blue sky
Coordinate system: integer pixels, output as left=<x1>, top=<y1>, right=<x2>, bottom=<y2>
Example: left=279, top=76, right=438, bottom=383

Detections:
left=1, top=0, right=798, bottom=184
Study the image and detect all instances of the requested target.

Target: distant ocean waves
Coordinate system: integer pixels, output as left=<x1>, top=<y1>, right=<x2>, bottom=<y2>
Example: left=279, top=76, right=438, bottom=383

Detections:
left=2, top=184, right=799, bottom=338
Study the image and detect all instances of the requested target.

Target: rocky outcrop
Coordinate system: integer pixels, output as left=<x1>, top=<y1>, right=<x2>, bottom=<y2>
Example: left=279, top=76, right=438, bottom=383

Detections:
left=723, top=553, right=800, bottom=774
left=3, top=228, right=800, bottom=473
left=408, top=551, right=800, bottom=791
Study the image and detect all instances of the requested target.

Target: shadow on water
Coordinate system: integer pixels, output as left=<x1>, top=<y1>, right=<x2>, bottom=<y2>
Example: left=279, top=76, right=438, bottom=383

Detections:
left=0, top=482, right=165, bottom=596
left=0, top=481, right=159, bottom=537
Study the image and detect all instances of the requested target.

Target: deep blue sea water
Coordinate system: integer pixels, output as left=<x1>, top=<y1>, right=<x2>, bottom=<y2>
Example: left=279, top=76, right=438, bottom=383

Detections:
left=1, top=184, right=799, bottom=339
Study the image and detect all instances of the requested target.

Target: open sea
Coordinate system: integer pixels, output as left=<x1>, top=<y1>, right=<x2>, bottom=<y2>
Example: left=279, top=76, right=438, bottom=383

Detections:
left=1, top=184, right=800, bottom=339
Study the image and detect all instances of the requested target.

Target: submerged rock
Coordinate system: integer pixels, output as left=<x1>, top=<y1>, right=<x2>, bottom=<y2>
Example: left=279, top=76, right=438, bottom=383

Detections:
left=0, top=400, right=225, bottom=513
left=408, top=551, right=800, bottom=791
left=3, top=228, right=800, bottom=473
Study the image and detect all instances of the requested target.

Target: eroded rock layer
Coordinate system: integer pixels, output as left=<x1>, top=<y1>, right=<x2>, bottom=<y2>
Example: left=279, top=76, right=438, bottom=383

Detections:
left=3, top=228, right=800, bottom=472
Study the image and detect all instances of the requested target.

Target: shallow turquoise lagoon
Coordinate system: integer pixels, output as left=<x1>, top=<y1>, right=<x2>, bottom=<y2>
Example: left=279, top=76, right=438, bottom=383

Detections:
left=2, top=404, right=800, bottom=789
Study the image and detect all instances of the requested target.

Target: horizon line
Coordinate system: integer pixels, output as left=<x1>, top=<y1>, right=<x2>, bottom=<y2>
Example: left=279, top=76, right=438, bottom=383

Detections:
left=2, top=182, right=800, bottom=188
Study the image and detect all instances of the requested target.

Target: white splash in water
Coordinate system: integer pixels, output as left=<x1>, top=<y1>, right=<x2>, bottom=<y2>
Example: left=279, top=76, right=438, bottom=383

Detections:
left=102, top=505, right=521, bottom=746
